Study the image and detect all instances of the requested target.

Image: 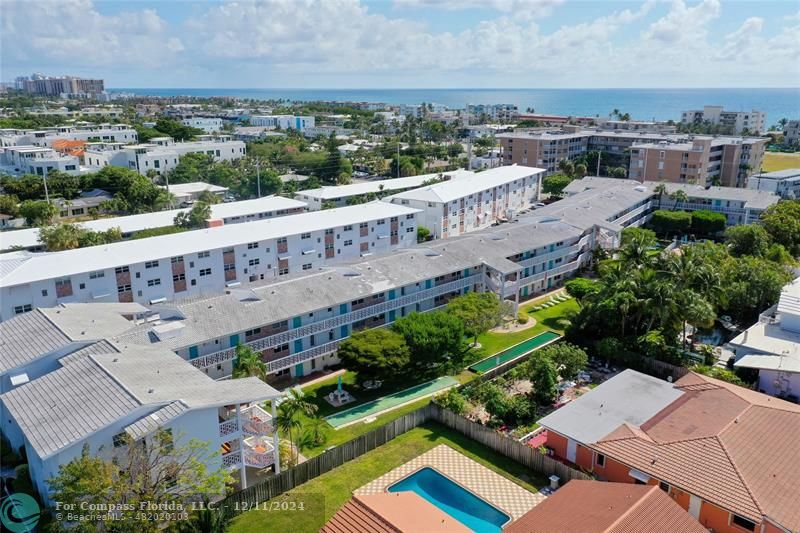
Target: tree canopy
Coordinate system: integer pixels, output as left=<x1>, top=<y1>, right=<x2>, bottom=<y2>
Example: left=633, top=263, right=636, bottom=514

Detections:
left=446, top=292, right=502, bottom=345
left=392, top=310, right=466, bottom=374
left=337, top=328, right=411, bottom=381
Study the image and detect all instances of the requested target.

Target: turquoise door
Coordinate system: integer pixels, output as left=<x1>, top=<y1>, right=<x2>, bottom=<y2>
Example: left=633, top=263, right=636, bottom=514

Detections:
left=295, top=363, right=304, bottom=377
left=229, top=334, right=240, bottom=347
left=189, top=346, right=199, bottom=359
left=294, top=339, right=303, bottom=352
left=293, top=316, right=302, bottom=328
left=388, top=310, right=396, bottom=322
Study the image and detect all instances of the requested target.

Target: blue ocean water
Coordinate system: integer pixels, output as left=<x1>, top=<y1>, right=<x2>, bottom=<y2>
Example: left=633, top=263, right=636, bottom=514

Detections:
left=111, top=87, right=800, bottom=124
left=388, top=467, right=510, bottom=533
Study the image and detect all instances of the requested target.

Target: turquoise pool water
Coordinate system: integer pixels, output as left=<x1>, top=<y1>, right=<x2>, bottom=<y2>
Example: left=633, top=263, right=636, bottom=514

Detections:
left=388, top=467, right=510, bottom=533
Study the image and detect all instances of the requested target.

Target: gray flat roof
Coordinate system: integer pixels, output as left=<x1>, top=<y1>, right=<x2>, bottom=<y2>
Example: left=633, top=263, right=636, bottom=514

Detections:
left=752, top=169, right=800, bottom=180
left=1, top=344, right=279, bottom=459
left=538, top=369, right=684, bottom=444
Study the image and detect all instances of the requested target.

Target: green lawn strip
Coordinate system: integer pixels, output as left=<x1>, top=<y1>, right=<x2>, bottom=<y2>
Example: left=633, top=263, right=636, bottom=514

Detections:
left=474, top=299, right=579, bottom=358
left=298, top=397, right=435, bottom=457
left=469, top=331, right=561, bottom=373
left=228, top=423, right=547, bottom=533
left=323, top=376, right=458, bottom=428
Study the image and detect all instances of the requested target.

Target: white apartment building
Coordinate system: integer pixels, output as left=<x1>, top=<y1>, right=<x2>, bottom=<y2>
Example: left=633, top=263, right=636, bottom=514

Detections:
left=165, top=181, right=229, bottom=204
left=84, top=135, right=246, bottom=176
left=0, top=196, right=308, bottom=252
left=731, top=277, right=800, bottom=400
left=0, top=202, right=420, bottom=320
left=466, top=104, right=518, bottom=121
left=0, top=341, right=281, bottom=502
left=681, top=105, right=766, bottom=134
left=0, top=124, right=138, bottom=147
left=249, top=115, right=315, bottom=132
left=181, top=117, right=224, bottom=133
left=296, top=170, right=474, bottom=210
left=0, top=145, right=81, bottom=176
left=748, top=169, right=800, bottom=199
left=388, top=165, right=544, bottom=238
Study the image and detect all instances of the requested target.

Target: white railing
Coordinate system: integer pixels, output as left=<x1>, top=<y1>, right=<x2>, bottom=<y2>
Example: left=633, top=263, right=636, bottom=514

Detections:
left=614, top=201, right=655, bottom=226
left=221, top=450, right=241, bottom=468
left=516, top=240, right=585, bottom=270
left=243, top=436, right=275, bottom=469
left=242, top=404, right=274, bottom=435
left=190, top=274, right=482, bottom=370
left=218, top=418, right=239, bottom=438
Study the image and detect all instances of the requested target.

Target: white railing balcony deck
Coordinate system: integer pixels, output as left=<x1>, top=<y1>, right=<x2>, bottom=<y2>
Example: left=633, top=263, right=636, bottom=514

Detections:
left=218, top=418, right=239, bottom=438
left=221, top=449, right=242, bottom=469
left=191, top=274, right=482, bottom=371
left=243, top=436, right=275, bottom=469
left=242, top=404, right=274, bottom=435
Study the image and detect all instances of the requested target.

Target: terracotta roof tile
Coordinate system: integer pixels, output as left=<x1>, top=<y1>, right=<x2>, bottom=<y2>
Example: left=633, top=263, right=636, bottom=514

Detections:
left=321, top=498, right=396, bottom=533
left=505, top=480, right=706, bottom=533
left=588, top=372, right=800, bottom=529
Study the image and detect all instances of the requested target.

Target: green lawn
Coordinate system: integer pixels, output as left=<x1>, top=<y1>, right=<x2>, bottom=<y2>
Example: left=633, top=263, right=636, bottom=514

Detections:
left=473, top=298, right=579, bottom=358
left=763, top=152, right=800, bottom=172
left=228, top=423, right=547, bottom=533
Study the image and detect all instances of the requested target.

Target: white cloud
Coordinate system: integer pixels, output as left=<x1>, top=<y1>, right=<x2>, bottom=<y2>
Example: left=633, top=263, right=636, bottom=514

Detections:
left=393, top=0, right=563, bottom=16
left=1, top=0, right=183, bottom=71
left=2, top=0, right=797, bottom=88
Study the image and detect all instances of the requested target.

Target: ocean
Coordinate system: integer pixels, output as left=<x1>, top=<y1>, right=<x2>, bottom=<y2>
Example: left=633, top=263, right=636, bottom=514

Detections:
left=110, top=88, right=800, bottom=124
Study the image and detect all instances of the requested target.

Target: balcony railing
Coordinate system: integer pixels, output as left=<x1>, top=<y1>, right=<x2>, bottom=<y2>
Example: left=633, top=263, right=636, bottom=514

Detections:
left=242, top=404, right=274, bottom=435
left=218, top=418, right=239, bottom=438
left=190, top=274, right=482, bottom=370
left=243, top=437, right=275, bottom=469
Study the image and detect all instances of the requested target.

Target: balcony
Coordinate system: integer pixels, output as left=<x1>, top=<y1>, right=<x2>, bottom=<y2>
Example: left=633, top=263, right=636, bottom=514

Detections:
left=242, top=404, right=274, bottom=435
left=243, top=436, right=275, bottom=468
left=219, top=404, right=274, bottom=438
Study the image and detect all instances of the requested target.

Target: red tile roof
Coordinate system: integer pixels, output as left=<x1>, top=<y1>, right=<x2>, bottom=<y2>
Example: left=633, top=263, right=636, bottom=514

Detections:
left=321, top=492, right=470, bottom=533
left=505, top=480, right=706, bottom=533
left=589, top=372, right=800, bottom=530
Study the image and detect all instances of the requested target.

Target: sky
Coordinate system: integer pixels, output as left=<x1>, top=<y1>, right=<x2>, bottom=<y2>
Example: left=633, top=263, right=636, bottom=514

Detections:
left=2, top=0, right=799, bottom=89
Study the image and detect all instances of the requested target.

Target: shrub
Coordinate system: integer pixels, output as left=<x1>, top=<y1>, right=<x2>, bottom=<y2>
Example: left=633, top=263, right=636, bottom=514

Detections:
left=435, top=388, right=468, bottom=415
left=651, top=209, right=691, bottom=236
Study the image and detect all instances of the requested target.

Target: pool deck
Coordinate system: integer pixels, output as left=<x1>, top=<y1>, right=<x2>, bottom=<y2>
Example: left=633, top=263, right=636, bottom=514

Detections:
left=355, top=444, right=545, bottom=521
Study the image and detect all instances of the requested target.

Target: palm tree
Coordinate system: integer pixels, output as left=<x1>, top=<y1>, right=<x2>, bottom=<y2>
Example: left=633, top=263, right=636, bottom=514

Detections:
left=277, top=388, right=318, bottom=465
left=299, top=417, right=328, bottom=449
left=653, top=183, right=667, bottom=204
left=276, top=405, right=302, bottom=467
left=669, top=189, right=688, bottom=211
left=232, top=345, right=267, bottom=380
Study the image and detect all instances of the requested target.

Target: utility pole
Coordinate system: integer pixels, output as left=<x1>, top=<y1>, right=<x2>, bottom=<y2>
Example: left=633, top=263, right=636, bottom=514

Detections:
left=255, top=157, right=262, bottom=198
left=42, top=172, right=50, bottom=204
left=595, top=150, right=601, bottom=177
left=396, top=142, right=400, bottom=179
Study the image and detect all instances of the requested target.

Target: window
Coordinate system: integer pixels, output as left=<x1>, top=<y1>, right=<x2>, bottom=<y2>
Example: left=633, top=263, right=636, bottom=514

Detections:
left=596, top=454, right=605, bottom=467
left=731, top=515, right=756, bottom=532
left=14, top=304, right=32, bottom=315
left=173, top=273, right=185, bottom=282
left=301, top=233, right=311, bottom=239
left=198, top=251, right=210, bottom=258
left=277, top=237, right=287, bottom=244
left=191, top=279, right=197, bottom=286
left=115, top=266, right=129, bottom=274
left=343, top=225, right=353, bottom=231
left=199, top=268, right=211, bottom=276
left=144, top=260, right=159, bottom=269
left=147, top=278, right=161, bottom=287
left=377, top=219, right=386, bottom=225
left=245, top=327, right=262, bottom=336
left=279, top=268, right=289, bottom=275
left=273, top=320, right=288, bottom=330
left=406, top=227, right=414, bottom=233
left=55, top=279, right=70, bottom=288
left=324, top=228, right=334, bottom=235
left=248, top=258, right=260, bottom=266
left=89, top=270, right=105, bottom=279
left=659, top=481, right=669, bottom=492
left=302, top=263, right=312, bottom=270
left=223, top=263, right=235, bottom=272
left=247, top=242, right=259, bottom=249
left=344, top=239, right=353, bottom=246
left=406, top=214, right=414, bottom=220
left=112, top=432, right=128, bottom=448
left=41, top=289, right=48, bottom=297
left=79, top=283, right=86, bottom=290
left=117, top=284, right=131, bottom=293
left=170, top=255, right=184, bottom=264
left=359, top=222, right=368, bottom=229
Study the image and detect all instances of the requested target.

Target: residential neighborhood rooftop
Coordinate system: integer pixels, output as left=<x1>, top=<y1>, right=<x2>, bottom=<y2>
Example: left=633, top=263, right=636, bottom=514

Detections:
left=505, top=480, right=707, bottom=533
left=0, top=344, right=280, bottom=459
left=296, top=169, right=474, bottom=200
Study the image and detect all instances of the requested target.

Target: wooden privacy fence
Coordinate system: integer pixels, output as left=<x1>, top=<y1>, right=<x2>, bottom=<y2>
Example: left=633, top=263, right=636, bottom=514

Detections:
left=428, top=403, right=592, bottom=484
left=216, top=402, right=589, bottom=519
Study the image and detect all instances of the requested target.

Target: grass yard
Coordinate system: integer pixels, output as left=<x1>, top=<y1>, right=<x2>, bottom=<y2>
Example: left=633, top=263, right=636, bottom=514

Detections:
left=473, top=298, right=579, bottom=358
left=762, top=152, right=800, bottom=172
left=228, top=422, right=547, bottom=533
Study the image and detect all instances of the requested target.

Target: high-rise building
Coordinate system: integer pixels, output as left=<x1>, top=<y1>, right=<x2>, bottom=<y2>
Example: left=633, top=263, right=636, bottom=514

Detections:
left=16, top=73, right=105, bottom=97
left=681, top=105, right=766, bottom=135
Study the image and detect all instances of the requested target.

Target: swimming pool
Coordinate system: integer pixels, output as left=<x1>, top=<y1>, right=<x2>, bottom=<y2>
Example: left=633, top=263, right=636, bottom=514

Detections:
left=388, top=467, right=510, bottom=533
left=469, top=330, right=561, bottom=373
